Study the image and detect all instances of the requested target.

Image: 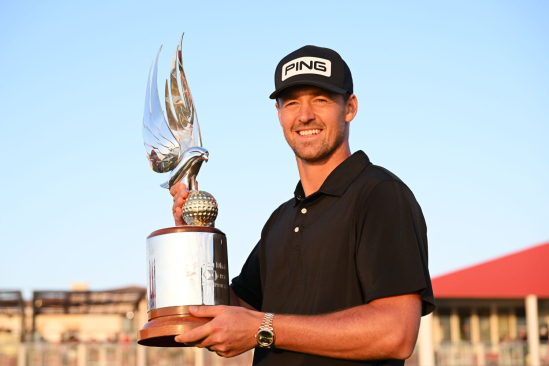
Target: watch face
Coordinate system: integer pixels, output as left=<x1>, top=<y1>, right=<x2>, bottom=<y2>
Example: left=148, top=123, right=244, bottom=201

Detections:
left=257, top=329, right=274, bottom=347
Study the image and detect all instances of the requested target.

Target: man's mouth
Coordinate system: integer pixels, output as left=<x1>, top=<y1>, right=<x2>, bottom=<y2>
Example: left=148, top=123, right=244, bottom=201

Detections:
left=297, top=129, right=322, bottom=137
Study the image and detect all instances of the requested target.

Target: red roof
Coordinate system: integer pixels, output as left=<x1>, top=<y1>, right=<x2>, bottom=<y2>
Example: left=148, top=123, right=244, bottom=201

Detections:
left=432, top=241, right=549, bottom=299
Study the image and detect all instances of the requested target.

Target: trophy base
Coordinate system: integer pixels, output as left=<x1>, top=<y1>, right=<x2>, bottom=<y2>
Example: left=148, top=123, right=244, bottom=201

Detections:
left=137, top=306, right=211, bottom=347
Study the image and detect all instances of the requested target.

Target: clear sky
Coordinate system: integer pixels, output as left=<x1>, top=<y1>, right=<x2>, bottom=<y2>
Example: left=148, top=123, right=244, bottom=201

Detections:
left=1, top=0, right=548, bottom=299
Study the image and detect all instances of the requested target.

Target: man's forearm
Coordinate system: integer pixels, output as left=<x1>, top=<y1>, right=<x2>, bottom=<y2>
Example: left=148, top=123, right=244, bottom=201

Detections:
left=177, top=293, right=422, bottom=360
left=272, top=294, right=422, bottom=360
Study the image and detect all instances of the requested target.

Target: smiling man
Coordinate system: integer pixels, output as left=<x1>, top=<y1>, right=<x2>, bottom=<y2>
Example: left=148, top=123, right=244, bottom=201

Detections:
left=170, top=45, right=435, bottom=365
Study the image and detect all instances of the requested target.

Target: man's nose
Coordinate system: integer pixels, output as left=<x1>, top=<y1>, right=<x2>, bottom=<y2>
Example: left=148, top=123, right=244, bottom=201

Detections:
left=298, top=102, right=315, bottom=123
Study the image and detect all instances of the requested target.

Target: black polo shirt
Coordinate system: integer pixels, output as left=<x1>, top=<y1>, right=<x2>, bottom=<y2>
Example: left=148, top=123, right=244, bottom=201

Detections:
left=231, top=151, right=435, bottom=366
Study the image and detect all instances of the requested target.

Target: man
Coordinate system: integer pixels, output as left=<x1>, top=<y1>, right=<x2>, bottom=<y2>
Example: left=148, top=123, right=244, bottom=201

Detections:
left=170, top=45, right=435, bottom=365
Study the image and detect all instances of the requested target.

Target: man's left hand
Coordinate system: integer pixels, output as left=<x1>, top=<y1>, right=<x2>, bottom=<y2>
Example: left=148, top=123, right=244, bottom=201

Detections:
left=174, top=305, right=262, bottom=358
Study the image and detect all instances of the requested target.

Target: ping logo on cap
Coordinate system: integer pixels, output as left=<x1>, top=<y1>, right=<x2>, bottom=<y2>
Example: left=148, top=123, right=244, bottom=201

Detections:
left=282, top=57, right=331, bottom=81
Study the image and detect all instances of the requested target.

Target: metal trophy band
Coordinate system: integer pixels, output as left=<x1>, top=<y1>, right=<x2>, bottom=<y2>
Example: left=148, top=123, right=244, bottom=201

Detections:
left=138, top=34, right=230, bottom=347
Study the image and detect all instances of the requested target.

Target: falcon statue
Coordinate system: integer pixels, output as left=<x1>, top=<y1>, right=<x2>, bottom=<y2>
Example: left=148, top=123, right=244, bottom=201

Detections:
left=142, top=34, right=208, bottom=191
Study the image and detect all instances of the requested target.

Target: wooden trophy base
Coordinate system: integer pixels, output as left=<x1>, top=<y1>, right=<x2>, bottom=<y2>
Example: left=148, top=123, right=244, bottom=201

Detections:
left=137, top=306, right=211, bottom=347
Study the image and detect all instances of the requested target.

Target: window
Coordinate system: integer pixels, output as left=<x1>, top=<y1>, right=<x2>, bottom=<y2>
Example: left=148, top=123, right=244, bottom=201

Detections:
left=437, top=308, right=451, bottom=342
left=516, top=307, right=527, bottom=340
left=458, top=308, right=471, bottom=341
left=478, top=308, right=491, bottom=342
left=498, top=308, right=510, bottom=341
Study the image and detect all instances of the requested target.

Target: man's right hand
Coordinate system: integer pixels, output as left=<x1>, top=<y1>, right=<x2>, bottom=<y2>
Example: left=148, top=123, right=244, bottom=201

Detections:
left=170, top=183, right=190, bottom=226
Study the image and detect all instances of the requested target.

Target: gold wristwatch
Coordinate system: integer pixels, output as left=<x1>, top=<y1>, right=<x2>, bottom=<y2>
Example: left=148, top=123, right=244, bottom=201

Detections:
left=255, top=312, right=275, bottom=348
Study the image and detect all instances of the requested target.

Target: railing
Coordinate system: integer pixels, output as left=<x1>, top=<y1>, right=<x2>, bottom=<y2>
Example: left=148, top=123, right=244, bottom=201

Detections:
left=0, top=343, right=254, bottom=366
left=435, top=341, right=549, bottom=366
left=2, top=341, right=546, bottom=366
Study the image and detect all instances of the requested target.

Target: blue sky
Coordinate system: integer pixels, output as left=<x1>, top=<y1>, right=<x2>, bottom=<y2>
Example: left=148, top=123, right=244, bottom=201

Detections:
left=1, top=1, right=548, bottom=298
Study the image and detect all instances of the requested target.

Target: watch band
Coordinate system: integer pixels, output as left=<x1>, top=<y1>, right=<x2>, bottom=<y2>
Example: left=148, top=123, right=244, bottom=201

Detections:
left=256, top=312, right=275, bottom=348
left=261, top=312, right=275, bottom=331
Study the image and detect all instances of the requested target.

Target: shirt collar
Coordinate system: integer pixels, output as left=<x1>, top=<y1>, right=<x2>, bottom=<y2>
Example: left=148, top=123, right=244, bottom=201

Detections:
left=294, top=150, right=371, bottom=205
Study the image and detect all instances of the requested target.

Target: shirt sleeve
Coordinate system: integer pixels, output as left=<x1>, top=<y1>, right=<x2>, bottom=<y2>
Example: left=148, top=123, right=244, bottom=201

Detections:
left=356, top=180, right=435, bottom=316
left=230, top=241, right=263, bottom=311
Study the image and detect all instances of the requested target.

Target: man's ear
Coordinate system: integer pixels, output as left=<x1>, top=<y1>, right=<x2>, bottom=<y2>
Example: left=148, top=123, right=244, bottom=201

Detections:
left=345, top=94, right=358, bottom=123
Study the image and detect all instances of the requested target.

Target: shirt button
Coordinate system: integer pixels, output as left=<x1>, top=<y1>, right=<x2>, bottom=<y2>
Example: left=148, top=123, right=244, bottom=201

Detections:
left=294, top=227, right=299, bottom=233
left=301, top=208, right=307, bottom=214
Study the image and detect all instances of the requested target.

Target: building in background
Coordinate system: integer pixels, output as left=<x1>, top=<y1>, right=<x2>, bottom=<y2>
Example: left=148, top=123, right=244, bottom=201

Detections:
left=1, top=242, right=548, bottom=366
left=417, top=241, right=549, bottom=366
left=0, top=284, right=252, bottom=366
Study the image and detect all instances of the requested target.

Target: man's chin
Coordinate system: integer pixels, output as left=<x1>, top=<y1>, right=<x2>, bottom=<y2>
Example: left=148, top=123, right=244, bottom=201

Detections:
left=294, top=148, right=333, bottom=164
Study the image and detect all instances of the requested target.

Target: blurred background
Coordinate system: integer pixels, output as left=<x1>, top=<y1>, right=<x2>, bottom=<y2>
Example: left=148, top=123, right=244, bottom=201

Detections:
left=0, top=0, right=547, bottom=365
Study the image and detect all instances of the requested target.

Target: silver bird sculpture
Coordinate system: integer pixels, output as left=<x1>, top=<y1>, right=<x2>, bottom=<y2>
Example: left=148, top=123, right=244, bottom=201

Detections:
left=142, top=34, right=208, bottom=191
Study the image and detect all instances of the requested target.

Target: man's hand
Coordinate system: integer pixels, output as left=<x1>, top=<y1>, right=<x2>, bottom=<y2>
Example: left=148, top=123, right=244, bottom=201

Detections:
left=170, top=183, right=192, bottom=226
left=174, top=305, right=262, bottom=358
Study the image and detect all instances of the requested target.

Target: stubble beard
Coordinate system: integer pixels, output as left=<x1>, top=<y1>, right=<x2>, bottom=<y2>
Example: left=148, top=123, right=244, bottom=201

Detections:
left=289, top=125, right=347, bottom=164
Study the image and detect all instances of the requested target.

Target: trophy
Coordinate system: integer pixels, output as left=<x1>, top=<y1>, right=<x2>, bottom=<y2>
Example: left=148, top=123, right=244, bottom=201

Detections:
left=137, top=34, right=229, bottom=347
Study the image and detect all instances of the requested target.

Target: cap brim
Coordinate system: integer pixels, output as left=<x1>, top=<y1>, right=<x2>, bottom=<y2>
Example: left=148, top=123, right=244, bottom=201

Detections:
left=269, top=80, right=348, bottom=99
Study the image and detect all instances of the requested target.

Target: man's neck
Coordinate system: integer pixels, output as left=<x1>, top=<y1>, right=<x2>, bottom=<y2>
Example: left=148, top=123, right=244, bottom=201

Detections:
left=296, top=145, right=352, bottom=197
